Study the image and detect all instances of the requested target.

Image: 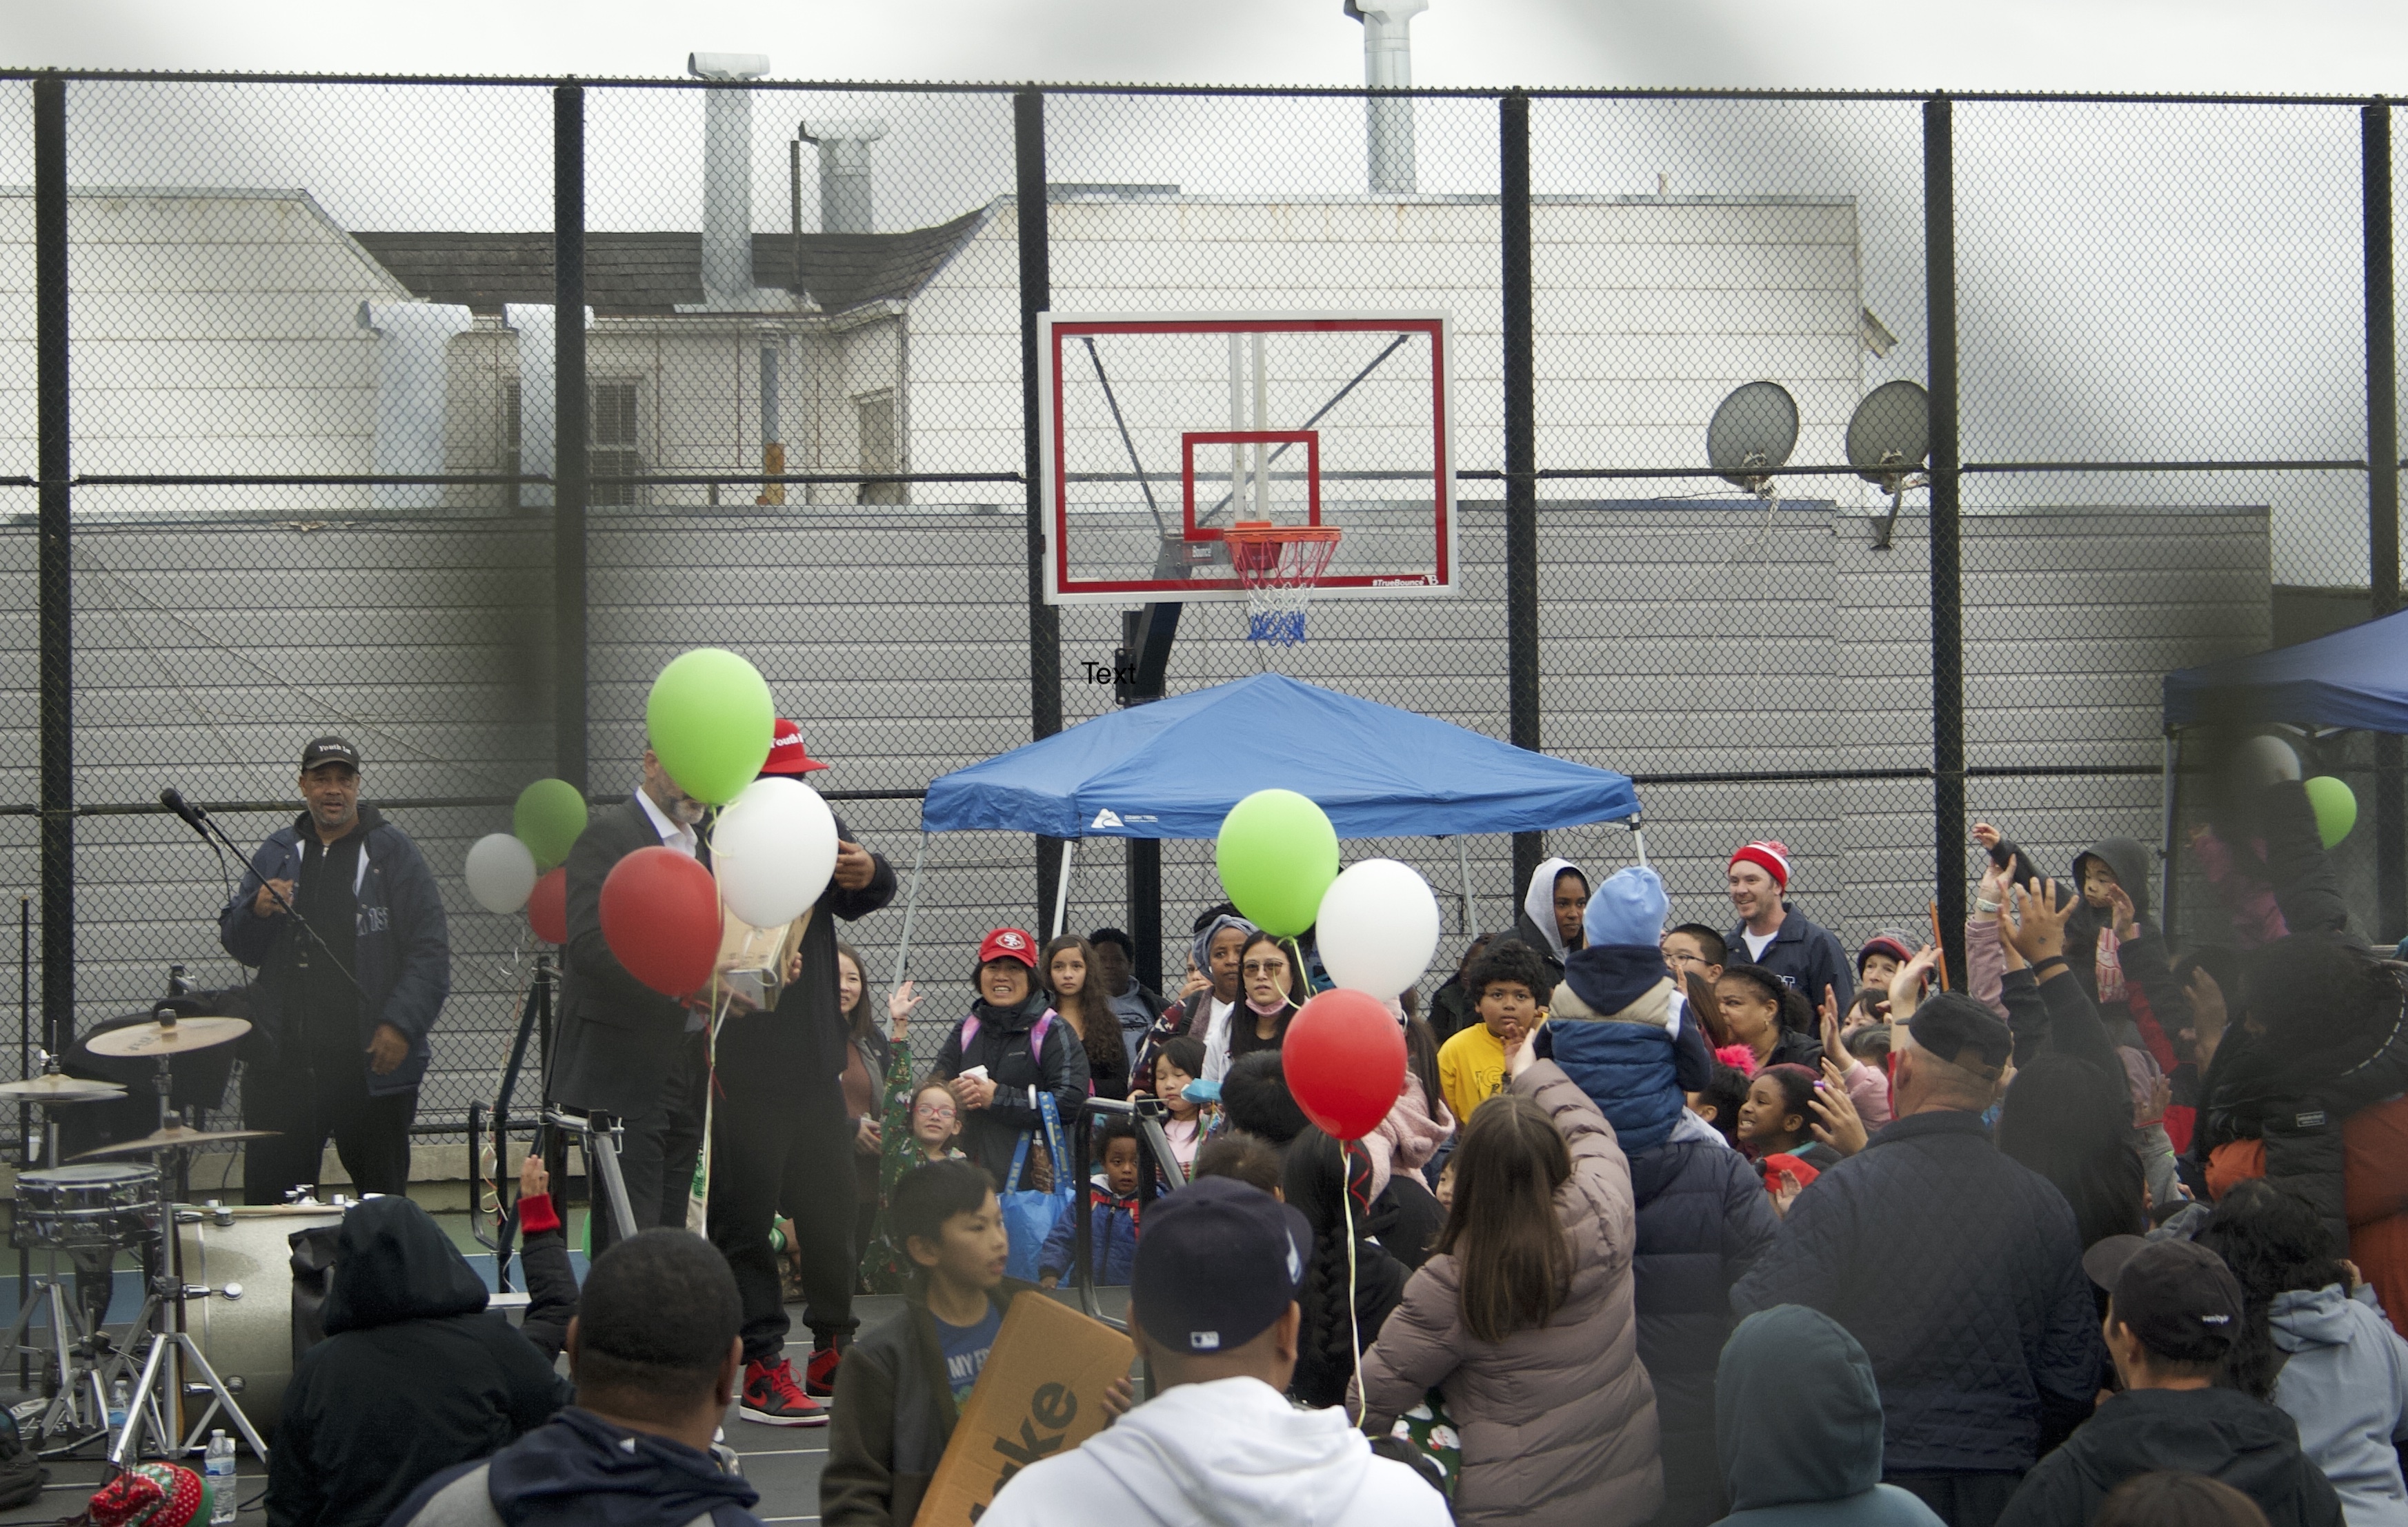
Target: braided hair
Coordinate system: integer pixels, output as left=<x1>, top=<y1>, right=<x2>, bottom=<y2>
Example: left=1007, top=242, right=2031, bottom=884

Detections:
left=1283, top=1126, right=1374, bottom=1406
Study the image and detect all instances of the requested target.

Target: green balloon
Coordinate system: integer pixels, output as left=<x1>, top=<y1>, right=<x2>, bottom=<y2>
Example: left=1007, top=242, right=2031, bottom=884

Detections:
left=645, top=648, right=776, bottom=806
left=513, top=778, right=589, bottom=870
left=2305, top=775, right=2358, bottom=850
left=1215, top=788, right=1340, bottom=937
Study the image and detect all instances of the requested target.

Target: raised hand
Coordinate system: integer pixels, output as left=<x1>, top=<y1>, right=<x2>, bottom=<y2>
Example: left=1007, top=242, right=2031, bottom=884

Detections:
left=1811, top=1058, right=1869, bottom=1156
left=2009, top=877, right=2078, bottom=966
left=1819, top=984, right=1844, bottom=1061
left=1889, top=944, right=1939, bottom=1020
left=1773, top=1169, right=1804, bottom=1217
left=888, top=977, right=924, bottom=1037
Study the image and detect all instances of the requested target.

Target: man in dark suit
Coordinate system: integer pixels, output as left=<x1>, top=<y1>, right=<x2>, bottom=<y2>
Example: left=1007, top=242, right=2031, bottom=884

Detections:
left=708, top=719, right=897, bottom=1428
left=547, top=743, right=716, bottom=1253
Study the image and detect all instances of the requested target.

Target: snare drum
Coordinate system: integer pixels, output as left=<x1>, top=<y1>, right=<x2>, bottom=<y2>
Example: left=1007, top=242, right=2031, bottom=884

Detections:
left=13, top=1164, right=159, bottom=1249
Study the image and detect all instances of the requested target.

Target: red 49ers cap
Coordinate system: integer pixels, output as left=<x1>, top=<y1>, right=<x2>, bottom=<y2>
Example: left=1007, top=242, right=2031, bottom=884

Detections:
left=979, top=928, right=1038, bottom=968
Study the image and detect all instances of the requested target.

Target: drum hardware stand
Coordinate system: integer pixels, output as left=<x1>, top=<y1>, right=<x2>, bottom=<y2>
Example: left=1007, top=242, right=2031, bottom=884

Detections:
left=108, top=1049, right=267, bottom=1465
left=1, top=1055, right=134, bottom=1451
left=541, top=1106, right=637, bottom=1248
left=106, top=1137, right=264, bottom=1466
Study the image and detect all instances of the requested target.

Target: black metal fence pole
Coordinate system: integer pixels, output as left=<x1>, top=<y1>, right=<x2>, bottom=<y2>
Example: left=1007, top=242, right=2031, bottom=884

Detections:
left=1924, top=95, right=1969, bottom=984
left=554, top=81, right=590, bottom=793
left=2365, top=98, right=2402, bottom=944
left=1017, top=86, right=1065, bottom=931
left=34, top=76, right=72, bottom=1056
left=1500, top=90, right=1543, bottom=903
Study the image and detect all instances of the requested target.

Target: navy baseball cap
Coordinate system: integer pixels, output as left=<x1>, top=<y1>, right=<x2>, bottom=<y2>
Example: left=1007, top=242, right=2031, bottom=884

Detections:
left=2084, top=1235, right=2244, bottom=1364
left=1131, top=1176, right=1310, bottom=1355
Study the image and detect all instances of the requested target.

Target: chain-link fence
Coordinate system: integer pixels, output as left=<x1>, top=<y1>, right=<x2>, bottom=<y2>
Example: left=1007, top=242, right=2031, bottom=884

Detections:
left=1, top=69, right=2400, bottom=1136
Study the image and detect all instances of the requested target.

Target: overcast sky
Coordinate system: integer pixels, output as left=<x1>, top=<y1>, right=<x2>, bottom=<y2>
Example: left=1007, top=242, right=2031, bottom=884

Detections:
left=8, top=0, right=2407, bottom=94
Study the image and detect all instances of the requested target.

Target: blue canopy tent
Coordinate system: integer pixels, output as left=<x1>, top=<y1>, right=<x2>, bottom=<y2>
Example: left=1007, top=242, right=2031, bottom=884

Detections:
left=2158, top=608, right=2408, bottom=926
left=2164, top=607, right=2408, bottom=733
left=893, top=672, right=1643, bottom=979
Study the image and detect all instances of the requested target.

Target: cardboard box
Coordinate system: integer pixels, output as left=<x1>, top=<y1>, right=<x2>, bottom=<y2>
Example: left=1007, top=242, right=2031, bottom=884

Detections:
left=915, top=1293, right=1137, bottom=1527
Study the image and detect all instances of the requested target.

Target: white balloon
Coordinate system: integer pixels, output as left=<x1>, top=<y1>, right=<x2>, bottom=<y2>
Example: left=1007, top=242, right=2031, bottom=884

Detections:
left=713, top=776, right=839, bottom=929
left=1315, top=859, right=1442, bottom=999
left=464, top=832, right=539, bottom=915
left=2233, top=733, right=2302, bottom=790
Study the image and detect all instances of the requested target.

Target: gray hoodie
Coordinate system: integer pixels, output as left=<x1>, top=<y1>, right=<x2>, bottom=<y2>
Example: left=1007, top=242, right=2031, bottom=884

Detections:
left=1713, top=1305, right=1944, bottom=1527
left=2270, top=1283, right=2408, bottom=1527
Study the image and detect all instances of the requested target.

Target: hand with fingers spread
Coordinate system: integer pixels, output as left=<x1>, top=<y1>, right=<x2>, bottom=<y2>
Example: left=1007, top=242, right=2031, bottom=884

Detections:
left=1889, top=944, right=1940, bottom=1021
left=2007, top=877, right=2078, bottom=968
left=1772, top=1168, right=1804, bottom=1218
left=1504, top=1017, right=1540, bottom=1083
left=1811, top=1058, right=1869, bottom=1157
left=888, top=977, right=924, bottom=1039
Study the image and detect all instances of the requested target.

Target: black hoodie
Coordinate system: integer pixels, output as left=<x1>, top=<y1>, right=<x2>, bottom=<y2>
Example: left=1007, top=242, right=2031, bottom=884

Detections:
left=935, top=986, right=1091, bottom=1187
left=268, top=1197, right=570, bottom=1527
left=1996, top=1387, right=2342, bottom=1527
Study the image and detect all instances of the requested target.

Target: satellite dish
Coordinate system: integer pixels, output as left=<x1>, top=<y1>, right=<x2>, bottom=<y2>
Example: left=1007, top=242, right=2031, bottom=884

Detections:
left=1706, top=381, right=1798, bottom=492
left=1846, top=379, right=1933, bottom=551
left=1847, top=379, right=1931, bottom=487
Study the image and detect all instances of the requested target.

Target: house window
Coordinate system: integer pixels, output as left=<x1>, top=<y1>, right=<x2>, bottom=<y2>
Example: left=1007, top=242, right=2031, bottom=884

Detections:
left=592, top=379, right=644, bottom=507
left=857, top=390, right=902, bottom=506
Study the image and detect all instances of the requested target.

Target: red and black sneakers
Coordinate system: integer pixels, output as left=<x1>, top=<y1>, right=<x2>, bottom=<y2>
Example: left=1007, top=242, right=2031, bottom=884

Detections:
left=739, top=1356, right=828, bottom=1427
left=804, top=1345, right=842, bottom=1400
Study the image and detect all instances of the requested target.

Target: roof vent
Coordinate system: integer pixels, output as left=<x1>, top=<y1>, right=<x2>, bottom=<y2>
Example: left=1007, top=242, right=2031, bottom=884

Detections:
left=1345, top=0, right=1426, bottom=194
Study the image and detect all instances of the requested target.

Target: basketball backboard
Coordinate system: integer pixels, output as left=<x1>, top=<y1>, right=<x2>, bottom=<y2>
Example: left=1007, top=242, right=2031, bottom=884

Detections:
left=1037, top=312, right=1457, bottom=604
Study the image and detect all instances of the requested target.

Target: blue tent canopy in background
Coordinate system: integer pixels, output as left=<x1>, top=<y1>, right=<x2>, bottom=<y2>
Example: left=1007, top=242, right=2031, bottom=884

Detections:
left=2162, top=608, right=2408, bottom=734
left=922, top=671, right=1641, bottom=839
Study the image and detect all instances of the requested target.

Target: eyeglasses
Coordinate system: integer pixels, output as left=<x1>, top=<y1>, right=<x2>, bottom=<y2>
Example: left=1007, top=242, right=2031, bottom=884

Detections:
left=1666, top=951, right=1709, bottom=968
left=1242, top=961, right=1287, bottom=977
left=913, top=1102, right=957, bottom=1121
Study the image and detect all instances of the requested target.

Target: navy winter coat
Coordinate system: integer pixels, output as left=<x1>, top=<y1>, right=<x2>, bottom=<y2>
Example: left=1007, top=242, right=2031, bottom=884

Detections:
left=219, top=806, right=450, bottom=1097
left=1731, top=1109, right=2102, bottom=1477
left=1725, top=906, right=1854, bottom=1011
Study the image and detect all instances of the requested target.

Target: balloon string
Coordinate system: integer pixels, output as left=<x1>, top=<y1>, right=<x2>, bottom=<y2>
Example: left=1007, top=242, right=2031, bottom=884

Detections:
left=1345, top=1155, right=1366, bottom=1430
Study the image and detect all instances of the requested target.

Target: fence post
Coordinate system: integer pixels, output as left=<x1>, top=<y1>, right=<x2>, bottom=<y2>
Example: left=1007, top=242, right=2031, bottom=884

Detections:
left=554, top=81, right=589, bottom=793
left=33, top=77, right=71, bottom=1057
left=1017, top=88, right=1066, bottom=930
left=1924, top=95, right=1968, bottom=984
left=1500, top=90, right=1542, bottom=902
left=2366, top=98, right=2402, bottom=944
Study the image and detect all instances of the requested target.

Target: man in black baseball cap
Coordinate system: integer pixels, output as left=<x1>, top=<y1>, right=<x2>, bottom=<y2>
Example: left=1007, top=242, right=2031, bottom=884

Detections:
left=220, top=732, right=450, bottom=1203
left=1997, top=1236, right=2341, bottom=1527
left=979, top=1177, right=1448, bottom=1527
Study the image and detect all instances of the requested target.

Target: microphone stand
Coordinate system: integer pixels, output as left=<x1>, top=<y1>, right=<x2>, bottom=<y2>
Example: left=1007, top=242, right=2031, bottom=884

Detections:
left=170, top=797, right=372, bottom=1006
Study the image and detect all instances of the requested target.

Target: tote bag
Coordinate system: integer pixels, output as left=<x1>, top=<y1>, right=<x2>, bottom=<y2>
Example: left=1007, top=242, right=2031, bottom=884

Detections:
left=999, top=1089, right=1073, bottom=1282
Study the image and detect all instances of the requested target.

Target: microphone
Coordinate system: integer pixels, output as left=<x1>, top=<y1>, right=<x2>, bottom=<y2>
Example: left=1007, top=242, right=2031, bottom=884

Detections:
left=160, top=787, right=210, bottom=835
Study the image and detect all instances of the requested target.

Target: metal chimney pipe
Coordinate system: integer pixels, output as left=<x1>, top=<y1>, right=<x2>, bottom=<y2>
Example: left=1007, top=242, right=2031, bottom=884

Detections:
left=1346, top=0, right=1426, bottom=194
left=799, top=119, right=889, bottom=234
left=688, top=52, right=772, bottom=306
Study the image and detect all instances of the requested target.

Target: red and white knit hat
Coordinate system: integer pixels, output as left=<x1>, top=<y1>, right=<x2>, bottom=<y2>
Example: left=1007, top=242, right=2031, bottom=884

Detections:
left=1729, top=840, right=1791, bottom=890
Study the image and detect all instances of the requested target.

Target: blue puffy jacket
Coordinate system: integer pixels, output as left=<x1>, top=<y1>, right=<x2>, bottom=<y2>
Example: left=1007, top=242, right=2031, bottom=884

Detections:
left=1038, top=1177, right=1140, bottom=1287
left=1544, top=944, right=1780, bottom=1527
left=217, top=806, right=450, bottom=1097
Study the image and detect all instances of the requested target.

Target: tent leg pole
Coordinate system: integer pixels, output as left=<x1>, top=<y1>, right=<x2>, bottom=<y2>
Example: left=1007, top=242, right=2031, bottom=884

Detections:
left=1629, top=820, right=1649, bottom=870
left=1051, top=839, right=1075, bottom=941
left=891, top=832, right=928, bottom=991
left=2158, top=734, right=2180, bottom=943
left=1457, top=838, right=1478, bottom=939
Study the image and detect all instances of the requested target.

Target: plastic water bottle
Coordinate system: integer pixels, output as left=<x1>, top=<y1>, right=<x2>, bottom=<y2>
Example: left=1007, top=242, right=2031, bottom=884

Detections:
left=206, top=1430, right=237, bottom=1523
left=106, top=1377, right=129, bottom=1430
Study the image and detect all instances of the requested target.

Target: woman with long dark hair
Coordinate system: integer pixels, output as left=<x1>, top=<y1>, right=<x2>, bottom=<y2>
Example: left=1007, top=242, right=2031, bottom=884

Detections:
left=1283, top=1126, right=1411, bottom=1410
left=1225, top=930, right=1306, bottom=1066
left=1996, top=1054, right=2148, bottom=1252
left=1355, top=1042, right=1660, bottom=1525
left=2198, top=1178, right=2408, bottom=1526
left=1040, top=934, right=1128, bottom=1101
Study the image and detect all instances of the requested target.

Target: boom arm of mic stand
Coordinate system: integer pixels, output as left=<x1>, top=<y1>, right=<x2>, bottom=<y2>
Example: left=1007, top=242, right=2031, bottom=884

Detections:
left=196, top=809, right=375, bottom=1006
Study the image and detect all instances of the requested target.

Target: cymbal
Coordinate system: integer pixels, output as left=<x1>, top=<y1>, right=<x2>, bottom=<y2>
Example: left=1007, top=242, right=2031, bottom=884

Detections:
left=83, top=1017, right=250, bottom=1059
left=0, top=1075, right=128, bottom=1104
left=71, top=1125, right=280, bottom=1161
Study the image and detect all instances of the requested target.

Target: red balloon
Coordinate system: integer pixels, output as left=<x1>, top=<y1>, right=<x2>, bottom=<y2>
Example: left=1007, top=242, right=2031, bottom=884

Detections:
left=526, top=868, right=568, bottom=946
left=599, top=847, right=721, bottom=997
left=1282, top=988, right=1408, bottom=1141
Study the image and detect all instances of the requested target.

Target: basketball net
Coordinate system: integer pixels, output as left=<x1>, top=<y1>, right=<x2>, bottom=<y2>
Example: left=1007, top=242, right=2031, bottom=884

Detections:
left=1224, top=522, right=1342, bottom=647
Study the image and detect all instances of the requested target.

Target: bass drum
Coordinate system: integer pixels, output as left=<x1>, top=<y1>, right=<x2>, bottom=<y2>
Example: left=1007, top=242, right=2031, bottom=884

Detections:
left=176, top=1204, right=344, bottom=1435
